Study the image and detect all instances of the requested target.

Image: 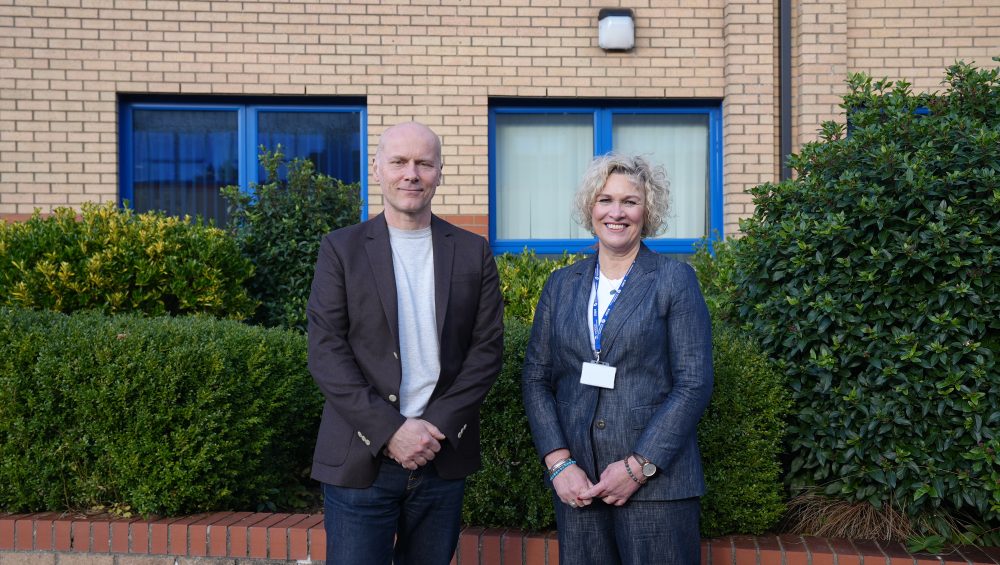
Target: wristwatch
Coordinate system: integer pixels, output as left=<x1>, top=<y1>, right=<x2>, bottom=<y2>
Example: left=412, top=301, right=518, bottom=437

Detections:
left=632, top=453, right=657, bottom=478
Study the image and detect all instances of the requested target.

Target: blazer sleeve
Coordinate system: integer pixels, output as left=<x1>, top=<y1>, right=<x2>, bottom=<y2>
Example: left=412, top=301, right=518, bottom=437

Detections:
left=633, top=261, right=714, bottom=469
left=420, top=238, right=504, bottom=449
left=520, top=273, right=569, bottom=461
left=306, top=233, right=406, bottom=457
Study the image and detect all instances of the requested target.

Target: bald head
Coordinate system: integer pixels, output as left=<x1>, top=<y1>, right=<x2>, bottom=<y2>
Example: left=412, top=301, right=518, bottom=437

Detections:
left=376, top=122, right=442, bottom=167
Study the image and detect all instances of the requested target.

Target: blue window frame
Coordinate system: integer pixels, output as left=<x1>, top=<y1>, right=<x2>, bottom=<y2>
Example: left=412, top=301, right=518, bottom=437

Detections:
left=119, top=96, right=367, bottom=226
left=489, top=102, right=723, bottom=254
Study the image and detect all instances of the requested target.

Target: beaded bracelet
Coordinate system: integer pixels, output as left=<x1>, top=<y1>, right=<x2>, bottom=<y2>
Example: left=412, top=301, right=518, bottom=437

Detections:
left=548, top=458, right=576, bottom=481
left=623, top=456, right=643, bottom=484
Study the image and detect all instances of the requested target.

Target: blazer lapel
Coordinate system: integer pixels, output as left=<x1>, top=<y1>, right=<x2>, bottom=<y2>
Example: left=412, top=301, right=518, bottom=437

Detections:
left=431, top=215, right=454, bottom=340
left=364, top=214, right=400, bottom=348
left=593, top=244, right=657, bottom=361
left=568, top=253, right=599, bottom=362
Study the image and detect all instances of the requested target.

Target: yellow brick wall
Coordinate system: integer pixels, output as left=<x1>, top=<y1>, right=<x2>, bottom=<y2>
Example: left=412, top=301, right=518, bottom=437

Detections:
left=1, top=0, right=998, bottom=236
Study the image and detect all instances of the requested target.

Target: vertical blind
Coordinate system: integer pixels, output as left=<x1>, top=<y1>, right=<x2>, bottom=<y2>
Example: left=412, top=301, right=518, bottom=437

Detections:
left=494, top=110, right=711, bottom=242
left=132, top=109, right=238, bottom=226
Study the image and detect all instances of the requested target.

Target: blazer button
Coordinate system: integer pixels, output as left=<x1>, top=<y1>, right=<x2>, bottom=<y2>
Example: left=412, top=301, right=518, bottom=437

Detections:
left=389, top=394, right=398, bottom=403
left=595, top=419, right=606, bottom=429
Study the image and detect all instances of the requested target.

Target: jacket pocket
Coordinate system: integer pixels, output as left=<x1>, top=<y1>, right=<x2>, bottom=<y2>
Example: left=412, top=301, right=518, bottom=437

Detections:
left=630, top=404, right=657, bottom=430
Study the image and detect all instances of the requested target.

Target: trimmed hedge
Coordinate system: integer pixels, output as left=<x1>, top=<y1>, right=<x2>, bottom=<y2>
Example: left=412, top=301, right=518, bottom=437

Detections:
left=699, top=317, right=790, bottom=536
left=463, top=316, right=555, bottom=531
left=0, top=203, right=256, bottom=320
left=0, top=307, right=320, bottom=515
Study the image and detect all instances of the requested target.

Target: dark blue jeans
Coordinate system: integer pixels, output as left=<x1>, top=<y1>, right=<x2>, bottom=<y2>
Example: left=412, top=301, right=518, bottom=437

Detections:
left=553, top=495, right=701, bottom=565
left=322, top=459, right=465, bottom=565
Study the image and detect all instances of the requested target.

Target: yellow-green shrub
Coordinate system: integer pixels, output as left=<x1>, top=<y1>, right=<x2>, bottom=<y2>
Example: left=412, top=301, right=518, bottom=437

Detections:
left=0, top=203, right=255, bottom=319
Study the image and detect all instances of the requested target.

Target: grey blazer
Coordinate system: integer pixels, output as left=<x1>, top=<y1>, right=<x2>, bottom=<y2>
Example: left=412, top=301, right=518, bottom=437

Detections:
left=521, top=243, right=713, bottom=501
left=307, top=213, right=504, bottom=488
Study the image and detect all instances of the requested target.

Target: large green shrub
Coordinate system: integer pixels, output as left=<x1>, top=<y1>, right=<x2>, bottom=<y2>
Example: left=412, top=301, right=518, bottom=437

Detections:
left=691, top=236, right=740, bottom=323
left=482, top=251, right=789, bottom=535
left=0, top=203, right=256, bottom=319
left=730, top=61, right=1000, bottom=538
left=222, top=147, right=361, bottom=331
left=0, top=307, right=320, bottom=515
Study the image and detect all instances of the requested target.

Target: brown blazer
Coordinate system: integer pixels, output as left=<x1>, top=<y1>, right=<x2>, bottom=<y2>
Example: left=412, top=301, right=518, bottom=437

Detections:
left=306, top=213, right=504, bottom=487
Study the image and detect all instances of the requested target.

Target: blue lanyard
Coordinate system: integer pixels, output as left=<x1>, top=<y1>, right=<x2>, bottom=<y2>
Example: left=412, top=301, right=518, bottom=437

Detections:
left=591, top=258, right=635, bottom=363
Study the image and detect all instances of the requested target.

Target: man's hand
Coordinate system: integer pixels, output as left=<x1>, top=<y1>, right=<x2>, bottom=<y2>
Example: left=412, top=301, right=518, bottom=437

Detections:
left=386, top=418, right=445, bottom=470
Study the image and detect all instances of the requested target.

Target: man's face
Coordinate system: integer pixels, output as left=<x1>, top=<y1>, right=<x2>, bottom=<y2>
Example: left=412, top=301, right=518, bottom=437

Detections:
left=374, top=123, right=442, bottom=221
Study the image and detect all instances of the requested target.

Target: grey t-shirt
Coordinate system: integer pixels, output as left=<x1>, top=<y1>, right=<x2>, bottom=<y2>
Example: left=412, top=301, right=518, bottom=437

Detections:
left=388, top=225, right=440, bottom=418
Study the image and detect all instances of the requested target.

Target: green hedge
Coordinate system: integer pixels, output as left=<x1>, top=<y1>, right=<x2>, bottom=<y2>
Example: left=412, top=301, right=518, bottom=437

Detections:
left=0, top=203, right=256, bottom=320
left=699, top=318, right=790, bottom=536
left=463, top=316, right=555, bottom=531
left=0, top=307, right=320, bottom=515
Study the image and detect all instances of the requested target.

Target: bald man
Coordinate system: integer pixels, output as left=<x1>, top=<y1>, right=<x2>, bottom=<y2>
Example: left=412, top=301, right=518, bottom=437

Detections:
left=307, top=122, right=504, bottom=565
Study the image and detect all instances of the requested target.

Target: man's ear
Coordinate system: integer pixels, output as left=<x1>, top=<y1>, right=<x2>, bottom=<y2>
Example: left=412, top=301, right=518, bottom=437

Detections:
left=372, top=158, right=381, bottom=183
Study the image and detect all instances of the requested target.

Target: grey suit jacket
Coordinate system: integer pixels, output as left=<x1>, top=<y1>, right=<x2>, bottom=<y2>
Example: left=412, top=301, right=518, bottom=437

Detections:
left=521, top=243, right=713, bottom=501
left=307, top=213, right=504, bottom=488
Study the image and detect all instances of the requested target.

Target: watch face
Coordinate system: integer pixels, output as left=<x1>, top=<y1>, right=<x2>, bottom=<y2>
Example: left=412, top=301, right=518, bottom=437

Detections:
left=642, top=462, right=656, bottom=477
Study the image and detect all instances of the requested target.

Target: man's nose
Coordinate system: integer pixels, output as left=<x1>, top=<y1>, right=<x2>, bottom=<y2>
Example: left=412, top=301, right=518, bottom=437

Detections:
left=402, top=161, right=419, bottom=179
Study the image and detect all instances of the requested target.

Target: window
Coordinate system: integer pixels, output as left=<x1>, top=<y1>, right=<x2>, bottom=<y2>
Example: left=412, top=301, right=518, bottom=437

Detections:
left=489, top=103, right=722, bottom=254
left=119, top=97, right=366, bottom=226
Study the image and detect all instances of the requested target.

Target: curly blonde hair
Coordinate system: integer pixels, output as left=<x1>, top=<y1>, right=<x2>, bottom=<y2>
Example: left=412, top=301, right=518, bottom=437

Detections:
left=572, top=153, right=670, bottom=238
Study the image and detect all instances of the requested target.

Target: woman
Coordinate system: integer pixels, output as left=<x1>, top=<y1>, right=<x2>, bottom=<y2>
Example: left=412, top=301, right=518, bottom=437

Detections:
left=521, top=153, right=713, bottom=564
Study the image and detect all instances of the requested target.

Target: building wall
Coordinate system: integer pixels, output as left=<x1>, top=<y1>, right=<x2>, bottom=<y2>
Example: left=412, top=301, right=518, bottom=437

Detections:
left=1, top=0, right=998, bottom=236
left=789, top=0, right=999, bottom=160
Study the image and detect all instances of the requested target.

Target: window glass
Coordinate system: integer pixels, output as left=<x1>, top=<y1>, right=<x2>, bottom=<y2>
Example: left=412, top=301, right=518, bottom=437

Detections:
left=494, top=113, right=593, bottom=240
left=131, top=109, right=238, bottom=225
left=612, top=113, right=709, bottom=239
left=256, top=110, right=362, bottom=185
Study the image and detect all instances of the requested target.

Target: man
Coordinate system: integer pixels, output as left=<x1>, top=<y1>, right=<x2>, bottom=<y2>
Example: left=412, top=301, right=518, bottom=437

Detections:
left=306, top=121, right=504, bottom=565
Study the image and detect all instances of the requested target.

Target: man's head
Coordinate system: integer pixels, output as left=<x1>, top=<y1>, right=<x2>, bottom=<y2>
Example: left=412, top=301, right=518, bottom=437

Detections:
left=374, top=121, right=443, bottom=228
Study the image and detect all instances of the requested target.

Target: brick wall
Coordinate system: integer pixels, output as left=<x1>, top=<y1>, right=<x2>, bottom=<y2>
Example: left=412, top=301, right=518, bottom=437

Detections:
left=4, top=512, right=999, bottom=565
left=2, top=0, right=999, bottom=233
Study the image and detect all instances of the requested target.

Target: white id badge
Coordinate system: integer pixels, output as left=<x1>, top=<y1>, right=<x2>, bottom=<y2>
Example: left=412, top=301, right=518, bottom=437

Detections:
left=580, top=361, right=617, bottom=389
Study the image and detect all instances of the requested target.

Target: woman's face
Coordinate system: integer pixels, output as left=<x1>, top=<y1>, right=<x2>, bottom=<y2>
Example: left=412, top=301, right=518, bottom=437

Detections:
left=591, top=173, right=645, bottom=256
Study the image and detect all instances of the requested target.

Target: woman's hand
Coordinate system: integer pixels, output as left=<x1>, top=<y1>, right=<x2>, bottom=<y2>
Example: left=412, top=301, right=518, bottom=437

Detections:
left=553, top=465, right=595, bottom=508
left=580, top=459, right=642, bottom=506
left=544, top=450, right=594, bottom=508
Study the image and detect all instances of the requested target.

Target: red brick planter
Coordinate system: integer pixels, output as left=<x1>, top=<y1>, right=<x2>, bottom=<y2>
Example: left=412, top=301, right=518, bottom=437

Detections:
left=2, top=512, right=998, bottom=564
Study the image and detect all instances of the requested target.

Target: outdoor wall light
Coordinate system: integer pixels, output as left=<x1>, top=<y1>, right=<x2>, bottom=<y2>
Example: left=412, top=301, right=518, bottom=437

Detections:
left=598, top=8, right=635, bottom=51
